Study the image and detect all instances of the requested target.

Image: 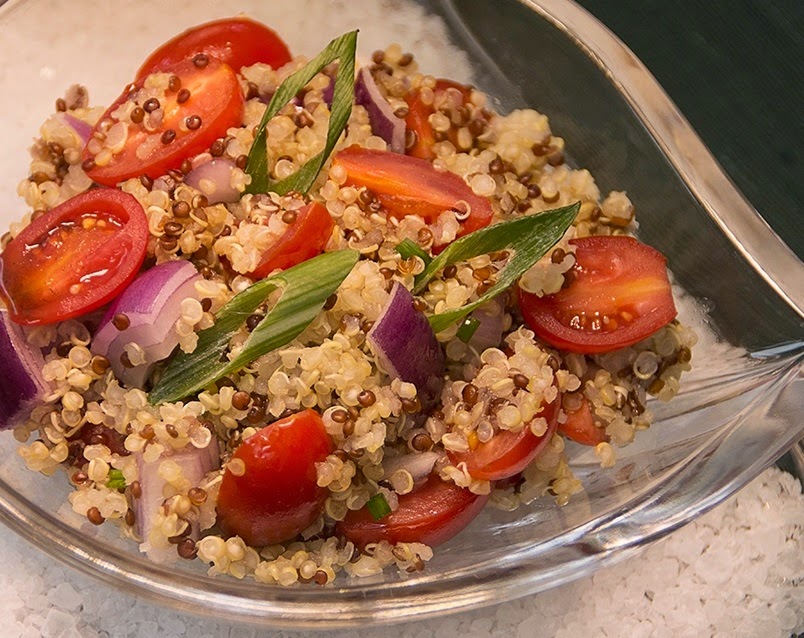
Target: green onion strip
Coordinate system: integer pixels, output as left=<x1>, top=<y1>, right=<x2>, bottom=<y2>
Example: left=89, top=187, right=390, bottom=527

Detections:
left=149, top=250, right=359, bottom=404
left=245, top=30, right=358, bottom=196
left=413, top=203, right=580, bottom=333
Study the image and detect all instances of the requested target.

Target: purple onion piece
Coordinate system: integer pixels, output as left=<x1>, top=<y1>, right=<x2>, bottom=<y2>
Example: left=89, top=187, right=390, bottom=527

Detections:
left=0, top=312, right=53, bottom=431
left=468, top=298, right=505, bottom=352
left=321, top=74, right=335, bottom=106
left=56, top=112, right=93, bottom=145
left=354, top=67, right=406, bottom=153
left=183, top=158, right=240, bottom=205
left=384, top=451, right=440, bottom=482
left=367, top=282, right=445, bottom=411
left=92, top=261, right=202, bottom=389
left=136, top=436, right=220, bottom=562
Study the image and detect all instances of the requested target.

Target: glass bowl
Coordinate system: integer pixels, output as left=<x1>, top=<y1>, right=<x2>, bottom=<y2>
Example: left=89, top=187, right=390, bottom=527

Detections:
left=0, top=0, right=801, bottom=628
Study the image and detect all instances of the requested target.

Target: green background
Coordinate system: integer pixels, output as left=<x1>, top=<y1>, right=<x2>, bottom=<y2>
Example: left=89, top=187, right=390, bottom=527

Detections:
left=577, top=0, right=803, bottom=259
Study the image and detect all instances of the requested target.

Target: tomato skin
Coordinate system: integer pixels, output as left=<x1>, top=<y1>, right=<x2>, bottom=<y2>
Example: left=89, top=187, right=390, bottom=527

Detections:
left=338, top=475, right=488, bottom=548
left=84, top=57, right=244, bottom=186
left=136, top=17, right=292, bottom=77
left=216, top=410, right=333, bottom=546
left=248, top=202, right=334, bottom=279
left=405, top=80, right=473, bottom=160
left=332, top=146, right=493, bottom=240
left=0, top=189, right=148, bottom=326
left=519, top=236, right=677, bottom=354
left=448, top=395, right=559, bottom=481
left=559, top=398, right=608, bottom=446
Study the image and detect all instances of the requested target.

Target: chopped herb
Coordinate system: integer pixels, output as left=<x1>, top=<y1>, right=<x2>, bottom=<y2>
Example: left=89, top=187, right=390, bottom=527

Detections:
left=149, top=250, right=359, bottom=404
left=456, top=316, right=481, bottom=342
left=245, top=30, right=358, bottom=196
left=106, top=468, right=126, bottom=490
left=366, top=492, right=392, bottom=520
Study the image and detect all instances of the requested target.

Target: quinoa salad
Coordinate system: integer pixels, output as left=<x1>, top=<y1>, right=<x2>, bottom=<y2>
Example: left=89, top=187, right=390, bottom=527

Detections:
left=0, top=18, right=696, bottom=586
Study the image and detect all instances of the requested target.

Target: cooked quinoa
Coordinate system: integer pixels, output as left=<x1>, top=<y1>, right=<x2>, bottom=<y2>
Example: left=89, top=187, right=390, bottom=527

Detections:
left=6, top=35, right=695, bottom=586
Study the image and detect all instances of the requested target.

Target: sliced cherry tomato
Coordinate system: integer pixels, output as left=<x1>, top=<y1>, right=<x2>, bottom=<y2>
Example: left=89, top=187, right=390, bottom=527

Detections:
left=216, top=409, right=333, bottom=547
left=332, top=146, right=493, bottom=240
left=448, top=395, right=559, bottom=481
left=405, top=79, right=473, bottom=160
left=337, top=474, right=488, bottom=548
left=84, top=57, right=244, bottom=186
left=0, top=189, right=148, bottom=326
left=248, top=202, right=334, bottom=279
left=559, top=397, right=608, bottom=446
left=519, top=236, right=677, bottom=354
left=136, top=17, right=292, bottom=78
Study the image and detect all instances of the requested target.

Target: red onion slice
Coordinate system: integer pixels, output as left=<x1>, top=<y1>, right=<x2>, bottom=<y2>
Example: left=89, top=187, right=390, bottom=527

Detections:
left=468, top=298, right=505, bottom=352
left=183, top=158, right=240, bottom=205
left=354, top=67, right=406, bottom=153
left=367, top=282, right=444, bottom=411
left=384, top=451, right=441, bottom=482
left=92, top=260, right=202, bottom=388
left=0, top=311, right=53, bottom=431
left=56, top=112, right=93, bottom=145
left=136, top=436, right=219, bottom=562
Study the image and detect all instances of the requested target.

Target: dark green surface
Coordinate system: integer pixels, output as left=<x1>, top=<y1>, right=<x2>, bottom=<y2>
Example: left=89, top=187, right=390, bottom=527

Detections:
left=576, top=0, right=803, bottom=259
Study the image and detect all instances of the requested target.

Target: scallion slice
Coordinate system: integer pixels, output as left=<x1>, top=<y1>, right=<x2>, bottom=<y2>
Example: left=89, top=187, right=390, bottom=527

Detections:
left=456, top=316, right=481, bottom=343
left=366, top=493, right=392, bottom=521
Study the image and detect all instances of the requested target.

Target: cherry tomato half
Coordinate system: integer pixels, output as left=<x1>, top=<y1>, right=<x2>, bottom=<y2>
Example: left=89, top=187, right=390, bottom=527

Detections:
left=519, top=236, right=677, bottom=354
left=216, top=409, right=333, bottom=547
left=0, top=189, right=148, bottom=326
left=84, top=57, right=244, bottom=186
left=136, top=17, right=292, bottom=78
left=405, top=79, right=473, bottom=160
left=337, top=474, right=488, bottom=548
left=448, top=394, right=559, bottom=481
left=248, top=202, right=334, bottom=279
left=559, top=397, right=608, bottom=446
left=332, top=146, right=493, bottom=241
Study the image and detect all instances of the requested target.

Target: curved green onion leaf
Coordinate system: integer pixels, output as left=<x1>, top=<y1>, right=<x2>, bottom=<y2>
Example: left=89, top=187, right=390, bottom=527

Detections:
left=395, top=238, right=432, bottom=267
left=149, top=250, right=359, bottom=405
left=245, top=30, right=358, bottom=196
left=423, top=203, right=580, bottom=333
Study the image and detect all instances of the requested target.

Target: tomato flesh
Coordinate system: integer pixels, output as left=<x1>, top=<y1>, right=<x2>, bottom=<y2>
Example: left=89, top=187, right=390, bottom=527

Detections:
left=559, top=397, right=608, bottom=446
left=405, top=80, right=473, bottom=160
left=519, top=236, right=677, bottom=354
left=0, top=189, right=148, bottom=325
left=84, top=57, right=244, bottom=186
left=136, top=17, right=292, bottom=77
left=248, top=202, right=334, bottom=279
left=216, top=409, right=333, bottom=546
left=332, top=146, right=493, bottom=241
left=338, top=474, right=488, bottom=548
left=448, top=395, right=559, bottom=481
